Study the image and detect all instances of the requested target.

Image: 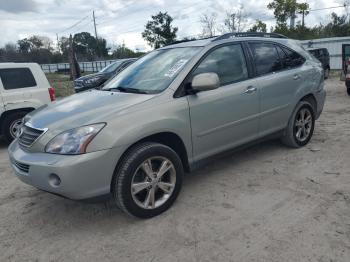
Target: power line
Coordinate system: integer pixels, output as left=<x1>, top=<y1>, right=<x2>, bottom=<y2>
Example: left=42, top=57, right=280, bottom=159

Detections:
left=309, top=5, right=348, bottom=12
left=57, top=15, right=90, bottom=34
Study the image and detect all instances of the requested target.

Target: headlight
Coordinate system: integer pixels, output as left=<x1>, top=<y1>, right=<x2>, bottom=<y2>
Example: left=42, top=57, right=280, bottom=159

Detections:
left=85, top=77, right=101, bottom=84
left=45, top=123, right=105, bottom=155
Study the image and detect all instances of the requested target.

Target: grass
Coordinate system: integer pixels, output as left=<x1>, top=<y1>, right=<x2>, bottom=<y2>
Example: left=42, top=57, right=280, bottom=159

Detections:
left=46, top=73, right=75, bottom=98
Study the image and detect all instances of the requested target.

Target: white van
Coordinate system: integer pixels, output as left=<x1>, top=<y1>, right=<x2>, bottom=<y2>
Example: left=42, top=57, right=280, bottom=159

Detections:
left=0, top=63, right=55, bottom=143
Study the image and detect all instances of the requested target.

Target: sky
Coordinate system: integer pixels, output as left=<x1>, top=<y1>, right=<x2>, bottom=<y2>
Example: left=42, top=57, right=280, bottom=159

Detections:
left=0, top=0, right=347, bottom=51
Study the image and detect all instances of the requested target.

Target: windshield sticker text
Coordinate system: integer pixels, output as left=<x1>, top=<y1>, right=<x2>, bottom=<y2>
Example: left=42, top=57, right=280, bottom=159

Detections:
left=165, top=59, right=188, bottom=77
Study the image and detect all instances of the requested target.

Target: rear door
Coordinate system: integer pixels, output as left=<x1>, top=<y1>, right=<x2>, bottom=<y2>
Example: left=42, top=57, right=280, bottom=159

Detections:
left=248, top=42, right=306, bottom=136
left=0, top=66, right=37, bottom=108
left=0, top=77, right=5, bottom=116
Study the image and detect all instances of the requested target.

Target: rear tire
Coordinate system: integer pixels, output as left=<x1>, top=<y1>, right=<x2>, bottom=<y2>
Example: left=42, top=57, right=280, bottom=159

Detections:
left=1, top=112, right=27, bottom=144
left=112, top=142, right=184, bottom=218
left=281, top=101, right=315, bottom=148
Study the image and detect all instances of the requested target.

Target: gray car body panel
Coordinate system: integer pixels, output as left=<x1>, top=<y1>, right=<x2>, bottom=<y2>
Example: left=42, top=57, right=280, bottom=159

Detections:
left=8, top=36, right=326, bottom=199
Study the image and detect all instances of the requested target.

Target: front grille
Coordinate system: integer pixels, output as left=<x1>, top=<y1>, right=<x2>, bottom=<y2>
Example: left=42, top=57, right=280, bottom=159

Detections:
left=18, top=124, right=45, bottom=147
left=12, top=159, right=30, bottom=173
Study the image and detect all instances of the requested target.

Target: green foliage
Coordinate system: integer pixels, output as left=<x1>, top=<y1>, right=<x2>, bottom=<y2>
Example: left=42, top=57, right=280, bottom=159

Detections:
left=267, top=0, right=309, bottom=27
left=142, top=12, right=178, bottom=49
left=111, top=43, right=145, bottom=59
left=272, top=12, right=350, bottom=39
left=73, top=32, right=108, bottom=60
left=249, top=20, right=267, bottom=33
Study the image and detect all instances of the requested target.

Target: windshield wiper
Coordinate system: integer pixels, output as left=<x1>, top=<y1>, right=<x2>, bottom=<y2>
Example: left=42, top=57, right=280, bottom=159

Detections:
left=106, top=86, right=149, bottom=94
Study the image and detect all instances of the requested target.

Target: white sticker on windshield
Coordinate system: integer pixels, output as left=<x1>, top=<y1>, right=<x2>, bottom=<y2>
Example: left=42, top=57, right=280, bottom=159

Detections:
left=165, top=59, right=188, bottom=77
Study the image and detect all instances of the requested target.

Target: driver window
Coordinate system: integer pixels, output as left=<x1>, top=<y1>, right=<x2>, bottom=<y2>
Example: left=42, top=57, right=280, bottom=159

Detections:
left=192, top=44, right=248, bottom=86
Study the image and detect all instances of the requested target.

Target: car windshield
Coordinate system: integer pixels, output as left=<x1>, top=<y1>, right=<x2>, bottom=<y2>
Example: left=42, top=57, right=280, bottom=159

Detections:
left=102, top=47, right=201, bottom=94
left=100, top=61, right=124, bottom=73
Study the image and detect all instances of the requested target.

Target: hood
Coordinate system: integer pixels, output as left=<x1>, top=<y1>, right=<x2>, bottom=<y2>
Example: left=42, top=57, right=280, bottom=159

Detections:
left=27, top=90, right=156, bottom=131
left=75, top=72, right=108, bottom=81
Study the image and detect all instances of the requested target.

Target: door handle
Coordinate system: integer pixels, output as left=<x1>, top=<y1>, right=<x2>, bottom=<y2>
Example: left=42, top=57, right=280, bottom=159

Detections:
left=244, top=86, right=257, bottom=94
left=293, top=74, right=301, bottom=80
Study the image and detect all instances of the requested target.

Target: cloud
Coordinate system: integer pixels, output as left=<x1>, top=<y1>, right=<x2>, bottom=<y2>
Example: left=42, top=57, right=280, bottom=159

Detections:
left=0, top=0, right=38, bottom=13
left=0, top=0, right=345, bottom=49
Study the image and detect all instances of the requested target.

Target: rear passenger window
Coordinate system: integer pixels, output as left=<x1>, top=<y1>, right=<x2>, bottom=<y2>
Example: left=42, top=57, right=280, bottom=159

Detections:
left=277, top=46, right=305, bottom=69
left=193, top=44, right=248, bottom=86
left=0, top=68, right=37, bottom=90
left=249, top=43, right=282, bottom=76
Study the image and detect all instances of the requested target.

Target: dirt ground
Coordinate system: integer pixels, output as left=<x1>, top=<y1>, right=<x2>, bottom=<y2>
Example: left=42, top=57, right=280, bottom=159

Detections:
left=0, top=77, right=350, bottom=262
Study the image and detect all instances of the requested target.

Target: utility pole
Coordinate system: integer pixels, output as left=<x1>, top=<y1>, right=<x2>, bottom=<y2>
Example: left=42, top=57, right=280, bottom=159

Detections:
left=290, top=10, right=296, bottom=29
left=93, top=10, right=98, bottom=39
left=56, top=33, right=60, bottom=52
left=301, top=10, right=305, bottom=27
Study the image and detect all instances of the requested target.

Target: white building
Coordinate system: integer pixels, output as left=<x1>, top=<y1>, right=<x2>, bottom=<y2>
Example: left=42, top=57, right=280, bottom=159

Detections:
left=300, top=36, right=350, bottom=70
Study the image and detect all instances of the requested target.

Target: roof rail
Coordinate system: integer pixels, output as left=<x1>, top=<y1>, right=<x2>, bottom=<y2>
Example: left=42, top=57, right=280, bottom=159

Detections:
left=165, top=36, right=216, bottom=46
left=213, top=32, right=288, bottom=41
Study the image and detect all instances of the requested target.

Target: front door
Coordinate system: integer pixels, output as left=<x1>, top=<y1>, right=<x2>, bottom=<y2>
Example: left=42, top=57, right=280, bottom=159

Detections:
left=187, top=43, right=260, bottom=161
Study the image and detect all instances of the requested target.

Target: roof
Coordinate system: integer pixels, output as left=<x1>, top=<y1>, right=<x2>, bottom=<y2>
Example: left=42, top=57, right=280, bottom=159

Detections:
left=160, top=32, right=289, bottom=49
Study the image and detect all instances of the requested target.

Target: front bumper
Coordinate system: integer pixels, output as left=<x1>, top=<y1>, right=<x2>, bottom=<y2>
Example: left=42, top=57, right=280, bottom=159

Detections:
left=8, top=141, right=123, bottom=200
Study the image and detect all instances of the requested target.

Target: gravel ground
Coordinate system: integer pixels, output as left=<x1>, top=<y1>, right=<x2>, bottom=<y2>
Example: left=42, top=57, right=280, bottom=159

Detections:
left=0, top=78, right=350, bottom=262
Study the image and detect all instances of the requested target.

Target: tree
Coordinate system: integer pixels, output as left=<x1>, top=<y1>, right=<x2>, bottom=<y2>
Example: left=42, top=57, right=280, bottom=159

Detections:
left=199, top=12, right=218, bottom=37
left=249, top=20, right=267, bottom=32
left=17, top=36, right=44, bottom=53
left=142, top=12, right=178, bottom=49
left=223, top=5, right=249, bottom=33
left=267, top=0, right=309, bottom=29
left=297, top=3, right=309, bottom=27
left=17, top=39, right=31, bottom=53
left=112, top=42, right=145, bottom=59
left=73, top=32, right=108, bottom=60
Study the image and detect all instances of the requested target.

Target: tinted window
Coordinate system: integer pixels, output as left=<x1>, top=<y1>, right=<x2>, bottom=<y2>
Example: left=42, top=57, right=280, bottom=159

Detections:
left=193, top=44, right=248, bottom=86
left=308, top=49, right=318, bottom=56
left=0, top=68, right=37, bottom=90
left=278, top=46, right=305, bottom=69
left=249, top=43, right=282, bottom=76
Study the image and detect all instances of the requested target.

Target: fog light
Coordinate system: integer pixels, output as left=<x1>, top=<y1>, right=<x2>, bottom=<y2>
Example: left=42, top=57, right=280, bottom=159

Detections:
left=49, top=173, right=61, bottom=187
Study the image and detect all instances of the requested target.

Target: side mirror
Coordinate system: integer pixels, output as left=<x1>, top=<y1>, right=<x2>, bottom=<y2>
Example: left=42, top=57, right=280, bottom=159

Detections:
left=191, top=73, right=220, bottom=92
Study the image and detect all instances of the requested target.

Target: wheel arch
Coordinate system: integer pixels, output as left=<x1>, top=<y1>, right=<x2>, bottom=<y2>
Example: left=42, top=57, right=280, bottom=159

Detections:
left=0, top=108, right=35, bottom=134
left=110, top=131, right=190, bottom=194
left=300, top=94, right=317, bottom=114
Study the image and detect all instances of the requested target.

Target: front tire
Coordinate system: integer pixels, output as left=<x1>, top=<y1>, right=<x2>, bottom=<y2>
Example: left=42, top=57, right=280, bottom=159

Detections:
left=1, top=112, right=27, bottom=144
left=112, top=142, right=184, bottom=218
left=281, top=101, right=315, bottom=148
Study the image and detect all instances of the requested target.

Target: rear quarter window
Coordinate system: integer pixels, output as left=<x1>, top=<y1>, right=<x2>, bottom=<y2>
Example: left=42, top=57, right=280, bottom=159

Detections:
left=0, top=68, right=37, bottom=90
left=277, top=46, right=305, bottom=69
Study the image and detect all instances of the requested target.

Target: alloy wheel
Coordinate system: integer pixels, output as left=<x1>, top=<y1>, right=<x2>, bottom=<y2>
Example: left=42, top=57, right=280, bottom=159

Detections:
left=9, top=119, right=22, bottom=139
left=294, top=108, right=313, bottom=142
left=131, top=156, right=176, bottom=209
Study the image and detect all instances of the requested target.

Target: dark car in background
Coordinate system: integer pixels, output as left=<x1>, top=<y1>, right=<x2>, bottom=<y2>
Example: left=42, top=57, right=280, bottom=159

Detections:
left=74, top=58, right=137, bottom=92
left=307, top=48, right=330, bottom=79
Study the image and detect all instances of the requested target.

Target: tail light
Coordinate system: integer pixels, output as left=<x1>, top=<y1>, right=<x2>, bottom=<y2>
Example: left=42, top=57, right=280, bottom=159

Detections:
left=48, top=87, right=56, bottom=101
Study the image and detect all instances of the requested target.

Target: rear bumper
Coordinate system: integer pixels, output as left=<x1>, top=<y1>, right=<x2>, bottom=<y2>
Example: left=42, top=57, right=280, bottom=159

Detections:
left=315, top=88, right=326, bottom=119
left=8, top=141, right=123, bottom=200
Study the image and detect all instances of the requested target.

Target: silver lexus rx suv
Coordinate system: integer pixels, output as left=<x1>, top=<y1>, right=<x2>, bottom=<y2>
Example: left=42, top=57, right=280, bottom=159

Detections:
left=8, top=33, right=326, bottom=218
